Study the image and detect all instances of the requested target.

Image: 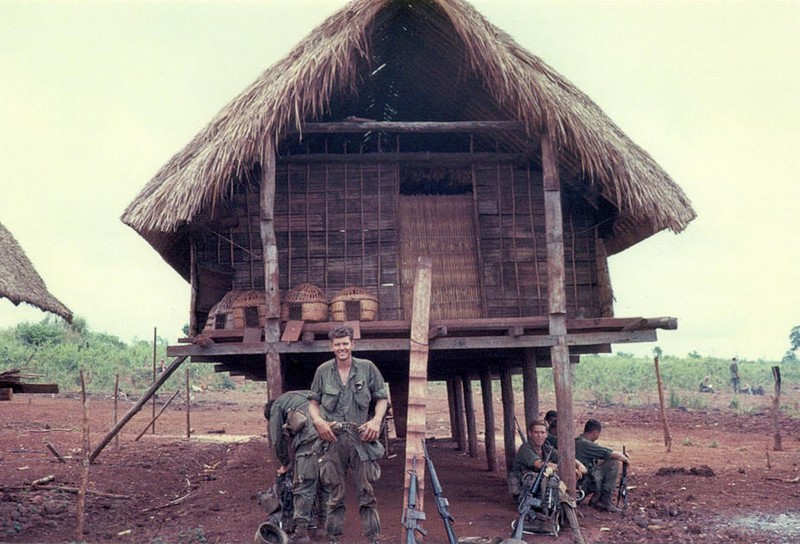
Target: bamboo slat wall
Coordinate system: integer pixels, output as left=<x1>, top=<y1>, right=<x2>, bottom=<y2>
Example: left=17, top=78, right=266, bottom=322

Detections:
left=193, top=158, right=609, bottom=322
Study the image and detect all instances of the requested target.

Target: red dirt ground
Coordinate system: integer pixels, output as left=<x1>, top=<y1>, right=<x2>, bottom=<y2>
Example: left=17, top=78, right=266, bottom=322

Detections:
left=2, top=385, right=799, bottom=544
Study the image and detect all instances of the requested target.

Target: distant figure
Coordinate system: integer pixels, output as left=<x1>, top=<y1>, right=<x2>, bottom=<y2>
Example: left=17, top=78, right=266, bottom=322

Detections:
left=730, top=358, right=741, bottom=394
left=739, top=383, right=752, bottom=395
left=699, top=376, right=714, bottom=393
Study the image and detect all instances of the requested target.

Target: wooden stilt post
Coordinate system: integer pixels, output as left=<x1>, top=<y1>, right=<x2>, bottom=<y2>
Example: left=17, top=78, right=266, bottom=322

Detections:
left=653, top=355, right=673, bottom=452
left=462, top=374, right=478, bottom=458
left=403, top=256, right=432, bottom=517
left=771, top=366, right=782, bottom=451
left=480, top=366, right=497, bottom=472
left=542, top=128, right=577, bottom=496
left=500, top=364, right=516, bottom=471
left=453, top=375, right=467, bottom=451
left=523, top=348, right=539, bottom=428
left=446, top=377, right=458, bottom=443
left=113, top=374, right=120, bottom=450
left=151, top=327, right=157, bottom=435
left=185, top=367, right=191, bottom=438
left=260, top=140, right=283, bottom=401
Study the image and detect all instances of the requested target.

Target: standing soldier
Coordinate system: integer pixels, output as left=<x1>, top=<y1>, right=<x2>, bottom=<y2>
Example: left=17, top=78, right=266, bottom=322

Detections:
left=265, top=390, right=323, bottom=544
left=730, top=357, right=741, bottom=394
left=308, top=325, right=388, bottom=544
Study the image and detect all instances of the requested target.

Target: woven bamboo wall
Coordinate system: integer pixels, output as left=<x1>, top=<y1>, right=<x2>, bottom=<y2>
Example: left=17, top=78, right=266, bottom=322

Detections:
left=473, top=162, right=603, bottom=318
left=193, top=159, right=607, bottom=321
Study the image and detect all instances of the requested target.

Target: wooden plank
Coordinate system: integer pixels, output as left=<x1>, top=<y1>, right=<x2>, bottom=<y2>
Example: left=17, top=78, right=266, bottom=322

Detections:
left=10, top=383, right=59, bottom=394
left=295, top=120, right=524, bottom=133
left=281, top=320, right=305, bottom=342
left=403, top=256, right=433, bottom=515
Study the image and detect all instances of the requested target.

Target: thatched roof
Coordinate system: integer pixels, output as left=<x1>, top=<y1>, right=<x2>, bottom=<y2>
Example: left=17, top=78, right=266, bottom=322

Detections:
left=0, top=222, right=73, bottom=322
left=122, top=0, right=695, bottom=275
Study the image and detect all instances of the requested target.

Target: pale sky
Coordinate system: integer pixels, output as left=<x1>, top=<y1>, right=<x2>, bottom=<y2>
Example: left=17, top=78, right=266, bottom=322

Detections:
left=1, top=0, right=798, bottom=360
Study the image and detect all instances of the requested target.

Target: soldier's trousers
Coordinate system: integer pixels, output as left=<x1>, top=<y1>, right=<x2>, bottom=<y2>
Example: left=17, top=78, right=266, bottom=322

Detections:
left=319, top=432, right=381, bottom=539
left=293, top=441, right=321, bottom=527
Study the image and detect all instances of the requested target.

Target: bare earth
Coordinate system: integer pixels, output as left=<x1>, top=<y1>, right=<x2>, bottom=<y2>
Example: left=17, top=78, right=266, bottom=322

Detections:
left=1, top=385, right=799, bottom=544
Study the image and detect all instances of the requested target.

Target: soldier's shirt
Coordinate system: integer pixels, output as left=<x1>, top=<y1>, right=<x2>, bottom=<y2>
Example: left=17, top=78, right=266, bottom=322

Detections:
left=310, top=356, right=388, bottom=460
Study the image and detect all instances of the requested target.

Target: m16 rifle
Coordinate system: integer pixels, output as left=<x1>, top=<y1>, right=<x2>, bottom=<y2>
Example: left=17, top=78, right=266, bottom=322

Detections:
left=422, top=439, right=458, bottom=544
left=510, top=447, right=554, bottom=540
left=402, top=457, right=427, bottom=544
left=514, top=417, right=528, bottom=445
left=616, top=445, right=629, bottom=515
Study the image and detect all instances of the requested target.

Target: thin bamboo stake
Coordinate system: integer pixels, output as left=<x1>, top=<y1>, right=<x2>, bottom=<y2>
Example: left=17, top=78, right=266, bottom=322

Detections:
left=45, top=442, right=67, bottom=464
left=152, top=327, right=157, bottom=435
left=113, top=374, right=120, bottom=450
left=653, top=356, right=673, bottom=452
left=185, top=368, right=191, bottom=438
left=76, top=370, right=89, bottom=542
left=134, top=390, right=181, bottom=441
left=771, top=366, right=782, bottom=451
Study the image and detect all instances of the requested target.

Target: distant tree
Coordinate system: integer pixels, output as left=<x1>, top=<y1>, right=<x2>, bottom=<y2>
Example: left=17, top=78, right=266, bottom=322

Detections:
left=182, top=323, right=190, bottom=337
left=653, top=346, right=663, bottom=359
left=790, top=326, right=800, bottom=351
left=688, top=350, right=702, bottom=359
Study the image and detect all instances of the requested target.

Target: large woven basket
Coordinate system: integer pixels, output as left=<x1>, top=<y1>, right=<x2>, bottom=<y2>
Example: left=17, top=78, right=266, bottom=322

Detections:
left=330, top=287, right=378, bottom=322
left=281, top=283, right=328, bottom=322
left=231, top=290, right=267, bottom=328
left=203, top=291, right=239, bottom=331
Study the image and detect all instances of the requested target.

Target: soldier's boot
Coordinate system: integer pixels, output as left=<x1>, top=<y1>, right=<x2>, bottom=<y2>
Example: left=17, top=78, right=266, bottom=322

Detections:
left=287, top=521, right=311, bottom=544
left=594, top=493, right=621, bottom=513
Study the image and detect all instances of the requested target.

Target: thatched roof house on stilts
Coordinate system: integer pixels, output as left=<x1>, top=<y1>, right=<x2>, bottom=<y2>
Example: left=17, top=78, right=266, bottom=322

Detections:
left=122, top=0, right=694, bottom=494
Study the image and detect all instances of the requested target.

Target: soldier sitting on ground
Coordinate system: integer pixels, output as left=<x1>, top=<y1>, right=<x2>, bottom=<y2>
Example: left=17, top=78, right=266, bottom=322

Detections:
left=575, top=418, right=629, bottom=513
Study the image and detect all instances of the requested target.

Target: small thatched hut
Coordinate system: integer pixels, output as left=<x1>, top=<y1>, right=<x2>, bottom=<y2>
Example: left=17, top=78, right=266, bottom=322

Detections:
left=0, top=222, right=72, bottom=322
left=122, top=0, right=694, bottom=479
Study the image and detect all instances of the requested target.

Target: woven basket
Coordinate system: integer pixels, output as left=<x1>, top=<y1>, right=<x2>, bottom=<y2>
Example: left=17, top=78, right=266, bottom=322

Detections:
left=330, top=287, right=378, bottom=322
left=231, top=290, right=267, bottom=329
left=281, top=283, right=328, bottom=322
left=203, top=291, right=239, bottom=332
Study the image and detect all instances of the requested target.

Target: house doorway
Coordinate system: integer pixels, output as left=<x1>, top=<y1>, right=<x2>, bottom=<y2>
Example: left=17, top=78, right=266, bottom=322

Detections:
left=398, top=194, right=482, bottom=320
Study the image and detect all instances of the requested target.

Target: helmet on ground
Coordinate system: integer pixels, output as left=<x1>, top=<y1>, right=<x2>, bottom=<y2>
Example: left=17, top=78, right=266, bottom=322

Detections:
left=254, top=522, right=288, bottom=544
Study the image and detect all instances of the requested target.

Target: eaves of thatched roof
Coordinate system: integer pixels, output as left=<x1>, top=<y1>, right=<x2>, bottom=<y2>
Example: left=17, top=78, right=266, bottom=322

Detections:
left=0, top=222, right=73, bottom=322
left=122, top=0, right=695, bottom=275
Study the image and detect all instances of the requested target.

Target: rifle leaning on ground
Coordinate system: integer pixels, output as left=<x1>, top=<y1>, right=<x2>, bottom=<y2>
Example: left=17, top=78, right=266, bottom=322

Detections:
left=510, top=447, right=554, bottom=540
left=402, top=457, right=427, bottom=544
left=422, top=439, right=458, bottom=544
left=616, top=445, right=629, bottom=515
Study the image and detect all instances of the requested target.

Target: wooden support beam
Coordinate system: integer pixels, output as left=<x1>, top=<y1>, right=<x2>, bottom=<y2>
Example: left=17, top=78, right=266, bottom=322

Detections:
left=89, top=356, right=188, bottom=464
left=280, top=152, right=522, bottom=164
left=542, top=128, right=577, bottom=496
left=260, top=140, right=283, bottom=401
left=499, top=364, right=517, bottom=472
left=295, top=120, right=525, bottom=134
left=462, top=374, right=478, bottom=458
left=404, top=256, right=433, bottom=514
left=479, top=367, right=497, bottom=472
left=446, top=377, right=458, bottom=443
left=452, top=375, right=467, bottom=451
left=523, top=348, right=539, bottom=429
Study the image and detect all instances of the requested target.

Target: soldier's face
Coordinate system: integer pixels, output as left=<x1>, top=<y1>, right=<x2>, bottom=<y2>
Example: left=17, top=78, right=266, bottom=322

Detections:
left=331, top=336, right=353, bottom=362
left=530, top=424, right=548, bottom=447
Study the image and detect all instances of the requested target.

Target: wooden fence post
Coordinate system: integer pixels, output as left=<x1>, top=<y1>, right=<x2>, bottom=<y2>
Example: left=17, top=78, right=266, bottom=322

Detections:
left=653, top=355, right=672, bottom=452
left=771, top=366, right=782, bottom=452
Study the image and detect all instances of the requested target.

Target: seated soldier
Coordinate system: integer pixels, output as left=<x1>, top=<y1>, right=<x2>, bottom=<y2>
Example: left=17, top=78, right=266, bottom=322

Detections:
left=546, top=418, right=558, bottom=449
left=508, top=420, right=585, bottom=504
left=699, top=376, right=714, bottom=393
left=575, top=418, right=629, bottom=513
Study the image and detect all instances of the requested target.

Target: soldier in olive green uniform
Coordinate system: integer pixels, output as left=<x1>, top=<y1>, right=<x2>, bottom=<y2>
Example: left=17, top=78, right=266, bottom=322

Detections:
left=308, top=325, right=388, bottom=544
left=575, top=418, right=629, bottom=512
left=265, top=390, right=324, bottom=544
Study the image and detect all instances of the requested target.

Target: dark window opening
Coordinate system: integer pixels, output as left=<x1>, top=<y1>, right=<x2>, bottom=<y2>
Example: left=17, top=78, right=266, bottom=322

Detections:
left=400, top=166, right=472, bottom=195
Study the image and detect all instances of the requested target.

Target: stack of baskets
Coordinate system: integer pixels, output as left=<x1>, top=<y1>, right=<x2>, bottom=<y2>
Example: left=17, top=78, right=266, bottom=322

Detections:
left=330, top=287, right=379, bottom=322
left=280, top=283, right=328, bottom=322
left=204, top=290, right=268, bottom=331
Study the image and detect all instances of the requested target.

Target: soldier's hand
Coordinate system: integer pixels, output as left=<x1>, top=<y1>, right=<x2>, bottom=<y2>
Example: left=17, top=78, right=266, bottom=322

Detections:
left=358, top=419, right=381, bottom=442
left=313, top=419, right=337, bottom=442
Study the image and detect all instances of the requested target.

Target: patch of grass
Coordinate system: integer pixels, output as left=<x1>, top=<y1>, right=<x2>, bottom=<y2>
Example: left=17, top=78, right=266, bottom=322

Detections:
left=709, top=440, right=719, bottom=448
left=681, top=437, right=694, bottom=447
